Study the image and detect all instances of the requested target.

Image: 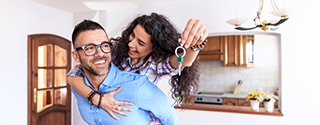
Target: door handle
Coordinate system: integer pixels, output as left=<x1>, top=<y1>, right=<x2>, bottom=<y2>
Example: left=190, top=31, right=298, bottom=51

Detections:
left=34, top=88, right=37, bottom=103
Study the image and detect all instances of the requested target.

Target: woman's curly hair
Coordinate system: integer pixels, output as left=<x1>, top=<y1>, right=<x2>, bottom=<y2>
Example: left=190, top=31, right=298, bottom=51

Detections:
left=112, top=13, right=199, bottom=104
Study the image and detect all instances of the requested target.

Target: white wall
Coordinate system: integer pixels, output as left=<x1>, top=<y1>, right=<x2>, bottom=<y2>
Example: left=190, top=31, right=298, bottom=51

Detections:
left=0, top=0, right=73, bottom=124
left=1, top=0, right=319, bottom=125
left=254, top=34, right=280, bottom=67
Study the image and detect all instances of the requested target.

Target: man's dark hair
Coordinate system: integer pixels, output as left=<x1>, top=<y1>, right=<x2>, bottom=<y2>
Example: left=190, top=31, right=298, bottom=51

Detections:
left=71, top=19, right=106, bottom=48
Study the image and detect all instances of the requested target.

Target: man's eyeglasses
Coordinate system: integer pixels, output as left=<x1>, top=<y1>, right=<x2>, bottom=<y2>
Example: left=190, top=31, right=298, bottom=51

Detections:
left=75, top=41, right=112, bottom=56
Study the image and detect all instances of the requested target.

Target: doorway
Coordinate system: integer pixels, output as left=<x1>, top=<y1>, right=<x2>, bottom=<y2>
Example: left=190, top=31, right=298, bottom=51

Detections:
left=27, top=34, right=71, bottom=125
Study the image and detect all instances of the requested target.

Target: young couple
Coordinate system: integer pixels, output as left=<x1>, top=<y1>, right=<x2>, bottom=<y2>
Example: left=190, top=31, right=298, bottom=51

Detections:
left=69, top=12, right=208, bottom=125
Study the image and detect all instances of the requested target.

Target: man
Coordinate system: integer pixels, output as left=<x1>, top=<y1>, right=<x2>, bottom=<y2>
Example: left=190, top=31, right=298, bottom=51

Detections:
left=70, top=19, right=179, bottom=125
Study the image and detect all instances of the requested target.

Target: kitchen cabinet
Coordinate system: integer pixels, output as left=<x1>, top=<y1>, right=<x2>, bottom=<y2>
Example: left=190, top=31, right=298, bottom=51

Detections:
left=223, top=98, right=259, bottom=107
left=223, top=98, right=238, bottom=106
left=223, top=98, right=248, bottom=106
left=198, top=36, right=224, bottom=61
left=223, top=98, right=278, bottom=108
left=238, top=99, right=251, bottom=106
left=198, top=35, right=254, bottom=66
left=237, top=99, right=264, bottom=107
left=224, top=35, right=255, bottom=67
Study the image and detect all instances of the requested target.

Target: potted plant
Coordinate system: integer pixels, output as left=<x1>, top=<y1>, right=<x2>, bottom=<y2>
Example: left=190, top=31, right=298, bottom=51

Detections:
left=246, top=91, right=262, bottom=112
left=260, top=91, right=278, bottom=112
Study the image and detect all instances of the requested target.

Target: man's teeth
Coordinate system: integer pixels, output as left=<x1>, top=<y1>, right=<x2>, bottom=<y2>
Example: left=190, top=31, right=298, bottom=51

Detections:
left=94, top=60, right=105, bottom=64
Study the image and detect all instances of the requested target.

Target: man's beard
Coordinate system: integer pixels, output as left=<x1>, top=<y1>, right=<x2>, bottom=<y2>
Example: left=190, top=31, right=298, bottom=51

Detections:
left=80, top=56, right=110, bottom=76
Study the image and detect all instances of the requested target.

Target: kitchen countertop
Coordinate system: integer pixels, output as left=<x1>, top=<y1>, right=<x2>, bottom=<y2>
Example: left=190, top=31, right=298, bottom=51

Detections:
left=174, top=95, right=283, bottom=116
left=174, top=103, right=283, bottom=116
left=222, top=93, right=247, bottom=99
left=195, top=92, right=247, bottom=99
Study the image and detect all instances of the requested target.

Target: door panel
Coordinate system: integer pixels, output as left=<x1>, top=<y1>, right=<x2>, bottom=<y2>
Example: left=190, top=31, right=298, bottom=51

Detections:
left=28, top=34, right=71, bottom=125
left=39, top=111, right=66, bottom=125
left=37, top=69, right=53, bottom=89
left=54, top=69, right=67, bottom=87
left=36, top=89, right=53, bottom=112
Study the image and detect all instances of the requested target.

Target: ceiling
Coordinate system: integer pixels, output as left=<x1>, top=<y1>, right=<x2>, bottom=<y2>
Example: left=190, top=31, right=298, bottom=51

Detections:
left=30, top=0, right=184, bottom=14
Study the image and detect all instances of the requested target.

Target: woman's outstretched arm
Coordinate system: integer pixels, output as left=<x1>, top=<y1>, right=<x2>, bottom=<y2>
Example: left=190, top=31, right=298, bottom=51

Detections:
left=170, top=18, right=208, bottom=68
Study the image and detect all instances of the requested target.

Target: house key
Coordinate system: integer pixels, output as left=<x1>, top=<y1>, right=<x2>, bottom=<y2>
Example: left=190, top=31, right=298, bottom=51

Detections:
left=171, top=82, right=184, bottom=107
left=171, top=94, right=183, bottom=107
left=175, top=42, right=186, bottom=76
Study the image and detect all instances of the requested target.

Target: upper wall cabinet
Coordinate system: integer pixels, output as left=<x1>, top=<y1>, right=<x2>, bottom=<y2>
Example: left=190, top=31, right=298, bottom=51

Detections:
left=224, top=35, right=255, bottom=67
left=197, top=36, right=224, bottom=61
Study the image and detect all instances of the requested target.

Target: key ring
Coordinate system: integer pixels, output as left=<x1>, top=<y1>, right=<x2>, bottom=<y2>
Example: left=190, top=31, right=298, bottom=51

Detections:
left=175, top=44, right=186, bottom=58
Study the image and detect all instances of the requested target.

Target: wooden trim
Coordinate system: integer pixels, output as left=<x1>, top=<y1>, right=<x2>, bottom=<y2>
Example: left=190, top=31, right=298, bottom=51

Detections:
left=175, top=103, right=283, bottom=116
left=174, top=101, right=283, bottom=116
left=27, top=34, right=33, bottom=125
left=199, top=52, right=224, bottom=55
left=177, top=96, right=282, bottom=116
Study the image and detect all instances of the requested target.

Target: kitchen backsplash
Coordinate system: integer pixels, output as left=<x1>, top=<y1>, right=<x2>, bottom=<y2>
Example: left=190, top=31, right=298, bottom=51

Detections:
left=198, top=61, right=279, bottom=94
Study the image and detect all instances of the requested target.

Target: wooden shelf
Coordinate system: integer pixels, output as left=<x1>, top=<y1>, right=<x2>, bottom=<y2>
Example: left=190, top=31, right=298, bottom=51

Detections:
left=174, top=102, right=283, bottom=116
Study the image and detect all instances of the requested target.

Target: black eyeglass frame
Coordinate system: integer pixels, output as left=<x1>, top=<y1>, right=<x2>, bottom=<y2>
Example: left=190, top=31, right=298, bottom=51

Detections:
left=75, top=41, right=112, bottom=56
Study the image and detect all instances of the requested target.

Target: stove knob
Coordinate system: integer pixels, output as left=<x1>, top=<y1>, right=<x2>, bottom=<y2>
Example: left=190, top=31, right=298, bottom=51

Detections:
left=217, top=99, right=220, bottom=102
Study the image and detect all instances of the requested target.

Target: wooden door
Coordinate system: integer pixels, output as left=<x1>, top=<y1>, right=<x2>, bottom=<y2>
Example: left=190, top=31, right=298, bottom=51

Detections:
left=28, top=34, right=71, bottom=125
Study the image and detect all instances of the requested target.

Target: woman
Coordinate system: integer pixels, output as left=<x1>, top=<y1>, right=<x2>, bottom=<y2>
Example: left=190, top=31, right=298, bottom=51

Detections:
left=67, top=13, right=208, bottom=124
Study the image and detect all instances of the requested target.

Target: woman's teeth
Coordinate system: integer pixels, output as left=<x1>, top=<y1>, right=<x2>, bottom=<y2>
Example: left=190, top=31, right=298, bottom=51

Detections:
left=130, top=48, right=137, bottom=52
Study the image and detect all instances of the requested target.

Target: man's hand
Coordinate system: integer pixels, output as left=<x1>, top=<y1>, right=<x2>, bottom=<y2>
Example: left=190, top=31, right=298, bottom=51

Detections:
left=92, top=87, right=133, bottom=120
left=180, top=18, right=208, bottom=49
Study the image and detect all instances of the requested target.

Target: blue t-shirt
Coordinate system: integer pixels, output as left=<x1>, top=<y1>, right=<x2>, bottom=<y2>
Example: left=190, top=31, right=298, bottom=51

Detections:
left=71, top=63, right=179, bottom=125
